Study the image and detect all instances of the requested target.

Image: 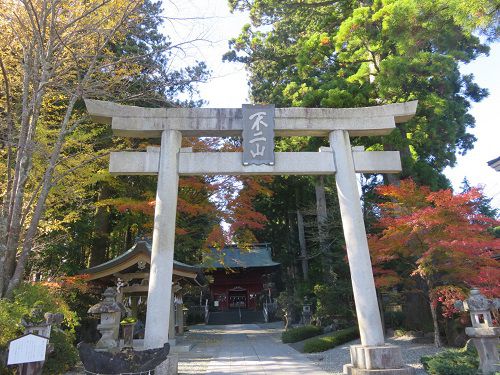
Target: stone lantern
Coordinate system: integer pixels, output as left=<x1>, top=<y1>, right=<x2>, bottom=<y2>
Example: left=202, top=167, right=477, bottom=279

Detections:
left=21, top=302, right=64, bottom=339
left=302, top=296, right=312, bottom=325
left=455, top=288, right=500, bottom=375
left=88, top=287, right=122, bottom=351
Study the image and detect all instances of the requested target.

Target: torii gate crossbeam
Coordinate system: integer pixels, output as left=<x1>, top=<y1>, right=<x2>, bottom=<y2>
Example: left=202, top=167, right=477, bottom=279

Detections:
left=86, top=99, right=417, bottom=375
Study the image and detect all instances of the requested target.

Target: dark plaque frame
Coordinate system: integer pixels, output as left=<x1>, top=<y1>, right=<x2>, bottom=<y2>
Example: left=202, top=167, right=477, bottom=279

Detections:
left=242, top=104, right=275, bottom=166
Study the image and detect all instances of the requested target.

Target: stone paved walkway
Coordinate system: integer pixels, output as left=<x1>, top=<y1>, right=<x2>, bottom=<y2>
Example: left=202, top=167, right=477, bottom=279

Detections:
left=178, top=323, right=330, bottom=375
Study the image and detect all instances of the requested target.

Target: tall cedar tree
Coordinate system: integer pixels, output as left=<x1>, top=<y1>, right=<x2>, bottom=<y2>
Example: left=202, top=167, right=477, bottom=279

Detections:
left=225, top=0, right=498, bottom=188
left=369, top=179, right=500, bottom=347
left=224, top=0, right=498, bottom=320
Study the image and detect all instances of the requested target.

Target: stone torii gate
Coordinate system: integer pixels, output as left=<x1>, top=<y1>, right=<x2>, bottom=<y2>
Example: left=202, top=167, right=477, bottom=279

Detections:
left=86, top=100, right=417, bottom=375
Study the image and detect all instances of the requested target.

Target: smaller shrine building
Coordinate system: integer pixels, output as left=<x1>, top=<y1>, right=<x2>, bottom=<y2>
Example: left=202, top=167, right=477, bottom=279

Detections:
left=82, top=240, right=203, bottom=338
left=202, top=243, right=279, bottom=311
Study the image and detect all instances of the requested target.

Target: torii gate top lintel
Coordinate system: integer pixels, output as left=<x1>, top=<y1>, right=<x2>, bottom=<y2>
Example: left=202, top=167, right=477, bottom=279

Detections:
left=84, top=99, right=417, bottom=138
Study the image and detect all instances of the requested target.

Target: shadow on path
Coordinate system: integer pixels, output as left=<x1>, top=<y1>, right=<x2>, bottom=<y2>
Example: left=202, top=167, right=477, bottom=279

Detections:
left=178, top=323, right=330, bottom=375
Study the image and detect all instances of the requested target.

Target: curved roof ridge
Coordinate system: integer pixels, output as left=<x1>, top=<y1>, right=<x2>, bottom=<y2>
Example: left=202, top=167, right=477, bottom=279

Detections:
left=201, top=243, right=279, bottom=269
left=82, top=240, right=199, bottom=275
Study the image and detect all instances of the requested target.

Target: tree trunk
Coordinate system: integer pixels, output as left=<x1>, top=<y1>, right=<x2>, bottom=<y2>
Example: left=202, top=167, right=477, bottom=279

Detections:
left=5, top=96, right=78, bottom=297
left=1, top=44, right=51, bottom=297
left=429, top=298, right=442, bottom=347
left=125, top=226, right=134, bottom=250
left=377, top=289, right=386, bottom=337
left=315, top=176, right=331, bottom=280
left=426, top=279, right=443, bottom=348
left=296, top=210, right=309, bottom=281
left=0, top=215, right=8, bottom=295
left=89, top=184, right=112, bottom=267
left=383, top=126, right=412, bottom=185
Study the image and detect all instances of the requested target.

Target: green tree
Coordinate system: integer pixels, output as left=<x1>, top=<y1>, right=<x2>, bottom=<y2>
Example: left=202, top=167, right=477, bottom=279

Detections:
left=460, top=177, right=498, bottom=219
left=224, top=0, right=498, bottom=325
left=226, top=0, right=497, bottom=188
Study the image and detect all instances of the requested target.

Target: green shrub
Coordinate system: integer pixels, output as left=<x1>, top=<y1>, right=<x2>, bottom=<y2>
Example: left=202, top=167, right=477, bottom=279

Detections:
left=42, top=329, right=79, bottom=375
left=0, top=297, right=25, bottom=350
left=384, top=311, right=405, bottom=329
left=186, top=310, right=205, bottom=325
left=0, top=282, right=79, bottom=374
left=393, top=328, right=409, bottom=337
left=282, top=325, right=323, bottom=343
left=421, top=342, right=479, bottom=375
left=314, top=281, right=354, bottom=324
left=302, top=327, right=359, bottom=353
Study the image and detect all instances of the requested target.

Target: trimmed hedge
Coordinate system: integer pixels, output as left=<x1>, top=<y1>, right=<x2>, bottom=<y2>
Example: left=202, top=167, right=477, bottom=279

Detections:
left=282, top=325, right=323, bottom=343
left=302, top=327, right=359, bottom=353
left=421, top=342, right=479, bottom=375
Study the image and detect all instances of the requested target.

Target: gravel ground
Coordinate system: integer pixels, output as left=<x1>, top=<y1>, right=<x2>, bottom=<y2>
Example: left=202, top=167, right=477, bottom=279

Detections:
left=305, top=335, right=445, bottom=375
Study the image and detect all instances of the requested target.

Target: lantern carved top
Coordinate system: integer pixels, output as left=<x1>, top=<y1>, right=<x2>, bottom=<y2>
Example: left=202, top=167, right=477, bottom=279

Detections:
left=88, top=287, right=122, bottom=314
left=466, top=288, right=493, bottom=312
left=455, top=288, right=499, bottom=330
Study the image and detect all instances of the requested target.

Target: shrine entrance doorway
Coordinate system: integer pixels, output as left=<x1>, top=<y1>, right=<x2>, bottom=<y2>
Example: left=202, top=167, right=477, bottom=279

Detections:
left=228, top=287, right=248, bottom=309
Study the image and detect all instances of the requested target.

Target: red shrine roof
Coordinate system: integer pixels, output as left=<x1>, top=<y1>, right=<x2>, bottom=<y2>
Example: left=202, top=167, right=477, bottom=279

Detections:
left=201, top=243, right=279, bottom=269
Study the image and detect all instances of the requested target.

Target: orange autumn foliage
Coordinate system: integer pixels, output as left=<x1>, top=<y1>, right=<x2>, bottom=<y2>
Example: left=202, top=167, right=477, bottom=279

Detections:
left=369, top=180, right=500, bottom=314
left=98, top=146, right=272, bottom=250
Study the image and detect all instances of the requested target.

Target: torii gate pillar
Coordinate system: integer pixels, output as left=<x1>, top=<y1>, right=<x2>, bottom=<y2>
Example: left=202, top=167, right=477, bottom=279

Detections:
left=330, top=130, right=385, bottom=346
left=144, top=130, right=181, bottom=348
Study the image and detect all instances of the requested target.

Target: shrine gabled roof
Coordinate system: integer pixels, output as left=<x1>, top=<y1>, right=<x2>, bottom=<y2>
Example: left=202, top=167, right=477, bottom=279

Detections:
left=201, top=243, right=280, bottom=269
left=82, top=240, right=201, bottom=281
left=487, top=156, right=500, bottom=172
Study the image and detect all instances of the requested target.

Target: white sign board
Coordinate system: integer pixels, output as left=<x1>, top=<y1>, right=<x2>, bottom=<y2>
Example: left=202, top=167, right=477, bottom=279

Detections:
left=7, top=334, right=48, bottom=365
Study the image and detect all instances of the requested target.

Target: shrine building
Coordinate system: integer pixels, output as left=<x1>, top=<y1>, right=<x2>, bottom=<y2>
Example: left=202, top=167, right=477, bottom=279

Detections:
left=202, top=243, right=279, bottom=312
left=82, top=240, right=203, bottom=338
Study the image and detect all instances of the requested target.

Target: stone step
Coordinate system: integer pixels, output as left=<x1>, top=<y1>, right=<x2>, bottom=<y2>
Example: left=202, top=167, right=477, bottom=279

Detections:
left=207, top=311, right=240, bottom=325
left=207, top=310, right=265, bottom=325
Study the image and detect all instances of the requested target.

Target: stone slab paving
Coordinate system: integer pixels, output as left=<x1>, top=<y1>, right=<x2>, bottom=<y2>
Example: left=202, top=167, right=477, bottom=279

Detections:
left=179, top=323, right=447, bottom=375
left=178, top=323, right=330, bottom=375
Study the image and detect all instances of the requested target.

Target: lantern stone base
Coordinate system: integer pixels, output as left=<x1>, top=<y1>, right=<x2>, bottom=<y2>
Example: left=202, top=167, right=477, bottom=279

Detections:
left=95, top=323, right=119, bottom=351
left=343, top=345, right=415, bottom=375
left=466, top=327, right=500, bottom=375
left=155, top=353, right=178, bottom=375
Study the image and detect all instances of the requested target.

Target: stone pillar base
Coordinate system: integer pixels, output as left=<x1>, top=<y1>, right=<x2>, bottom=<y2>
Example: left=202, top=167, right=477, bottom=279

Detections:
left=466, top=331, right=500, bottom=375
left=154, top=353, right=178, bottom=375
left=343, top=345, right=415, bottom=375
left=344, top=364, right=415, bottom=375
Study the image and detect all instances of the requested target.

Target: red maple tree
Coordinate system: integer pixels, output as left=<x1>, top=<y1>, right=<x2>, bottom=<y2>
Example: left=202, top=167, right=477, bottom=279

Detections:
left=369, top=179, right=500, bottom=346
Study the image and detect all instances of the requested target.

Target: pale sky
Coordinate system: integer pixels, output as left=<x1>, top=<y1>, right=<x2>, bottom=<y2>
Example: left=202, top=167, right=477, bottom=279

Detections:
left=163, top=0, right=499, bottom=210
